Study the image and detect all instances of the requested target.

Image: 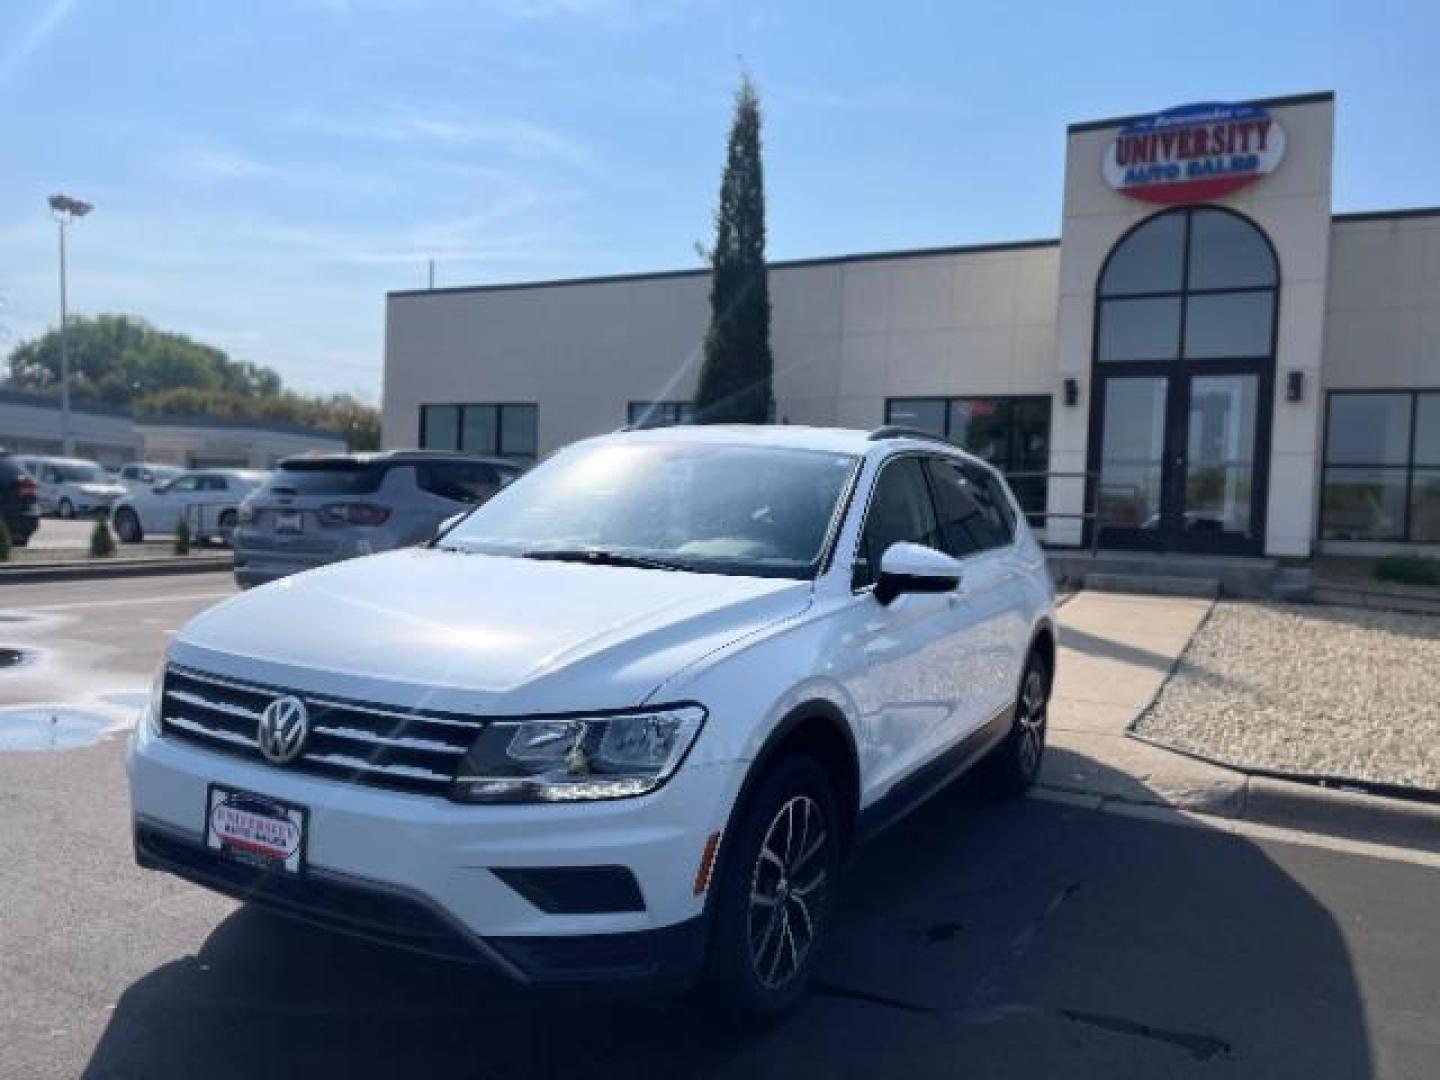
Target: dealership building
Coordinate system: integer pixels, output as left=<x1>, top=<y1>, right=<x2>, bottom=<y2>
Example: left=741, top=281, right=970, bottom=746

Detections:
left=383, top=92, right=1440, bottom=564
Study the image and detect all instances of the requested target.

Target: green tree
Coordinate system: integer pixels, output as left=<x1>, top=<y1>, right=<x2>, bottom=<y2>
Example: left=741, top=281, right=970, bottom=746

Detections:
left=6, top=314, right=381, bottom=451
left=693, top=75, right=773, bottom=424
left=89, top=519, right=116, bottom=559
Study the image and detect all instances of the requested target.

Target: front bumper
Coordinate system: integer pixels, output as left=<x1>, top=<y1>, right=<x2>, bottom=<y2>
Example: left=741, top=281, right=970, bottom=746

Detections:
left=128, top=722, right=736, bottom=984
left=133, top=820, right=705, bottom=983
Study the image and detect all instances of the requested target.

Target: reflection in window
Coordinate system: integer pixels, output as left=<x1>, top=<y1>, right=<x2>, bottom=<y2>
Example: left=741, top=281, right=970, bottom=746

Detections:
left=1098, top=378, right=1166, bottom=531
left=1098, top=297, right=1181, bottom=362
left=1183, top=293, right=1273, bottom=359
left=884, top=396, right=1051, bottom=517
left=1321, top=391, right=1440, bottom=542
left=1097, top=207, right=1276, bottom=365
left=627, top=401, right=695, bottom=428
left=421, top=403, right=537, bottom=461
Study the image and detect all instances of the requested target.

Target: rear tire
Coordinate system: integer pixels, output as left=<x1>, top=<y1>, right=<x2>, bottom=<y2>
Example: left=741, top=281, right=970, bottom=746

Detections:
left=700, top=756, right=840, bottom=1023
left=985, top=650, right=1051, bottom=798
left=114, top=508, right=143, bottom=544
left=218, top=509, right=238, bottom=546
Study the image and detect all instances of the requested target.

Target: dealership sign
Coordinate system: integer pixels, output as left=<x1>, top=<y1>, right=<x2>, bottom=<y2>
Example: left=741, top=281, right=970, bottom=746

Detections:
left=1103, top=102, right=1286, bottom=204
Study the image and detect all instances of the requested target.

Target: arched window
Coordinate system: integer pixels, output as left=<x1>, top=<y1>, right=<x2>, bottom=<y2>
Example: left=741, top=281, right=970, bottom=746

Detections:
left=1096, top=207, right=1277, bottom=364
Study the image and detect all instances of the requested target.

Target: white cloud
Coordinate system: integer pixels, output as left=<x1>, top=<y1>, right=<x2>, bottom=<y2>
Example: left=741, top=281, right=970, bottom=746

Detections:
left=289, top=107, right=591, bottom=166
left=169, top=147, right=279, bottom=181
left=0, top=0, right=78, bottom=82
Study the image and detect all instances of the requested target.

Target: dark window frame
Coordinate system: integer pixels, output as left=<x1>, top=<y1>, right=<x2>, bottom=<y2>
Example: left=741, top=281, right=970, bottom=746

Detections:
left=1320, top=388, right=1440, bottom=543
left=883, top=394, right=1051, bottom=518
left=1096, top=207, right=1279, bottom=366
left=419, top=402, right=538, bottom=461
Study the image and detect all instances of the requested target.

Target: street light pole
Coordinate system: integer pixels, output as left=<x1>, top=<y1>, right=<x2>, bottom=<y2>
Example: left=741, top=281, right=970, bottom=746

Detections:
left=48, top=194, right=92, bottom=457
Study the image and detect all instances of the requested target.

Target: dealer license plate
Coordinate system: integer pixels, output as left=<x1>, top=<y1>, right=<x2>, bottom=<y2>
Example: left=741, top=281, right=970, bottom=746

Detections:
left=274, top=510, right=304, bottom=535
left=205, top=785, right=307, bottom=875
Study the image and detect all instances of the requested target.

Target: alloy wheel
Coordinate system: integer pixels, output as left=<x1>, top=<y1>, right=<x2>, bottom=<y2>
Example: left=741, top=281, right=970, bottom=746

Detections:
left=747, top=794, right=829, bottom=991
left=1017, top=666, right=1048, bottom=778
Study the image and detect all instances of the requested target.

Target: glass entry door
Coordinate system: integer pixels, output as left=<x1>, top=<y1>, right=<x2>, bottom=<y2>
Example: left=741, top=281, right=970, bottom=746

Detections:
left=1089, top=207, right=1278, bottom=555
left=1095, top=371, right=1265, bottom=553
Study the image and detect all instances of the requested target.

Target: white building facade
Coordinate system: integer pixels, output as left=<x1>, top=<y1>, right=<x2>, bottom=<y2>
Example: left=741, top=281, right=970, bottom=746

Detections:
left=383, top=92, right=1440, bottom=560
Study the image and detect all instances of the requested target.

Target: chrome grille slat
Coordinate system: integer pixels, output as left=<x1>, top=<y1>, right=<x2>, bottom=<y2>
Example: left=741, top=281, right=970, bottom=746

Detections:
left=301, top=751, right=452, bottom=783
left=166, top=688, right=261, bottom=721
left=165, top=715, right=258, bottom=748
left=304, top=696, right=483, bottom=731
left=311, top=724, right=467, bottom=755
left=160, top=665, right=479, bottom=794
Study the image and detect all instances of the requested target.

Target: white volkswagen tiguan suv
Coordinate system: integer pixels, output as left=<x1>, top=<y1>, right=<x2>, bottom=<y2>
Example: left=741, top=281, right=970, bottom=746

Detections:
left=129, top=425, right=1055, bottom=1017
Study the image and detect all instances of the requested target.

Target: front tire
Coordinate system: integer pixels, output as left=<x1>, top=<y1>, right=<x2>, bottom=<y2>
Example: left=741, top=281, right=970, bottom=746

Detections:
left=702, top=756, right=839, bottom=1022
left=985, top=651, right=1051, bottom=797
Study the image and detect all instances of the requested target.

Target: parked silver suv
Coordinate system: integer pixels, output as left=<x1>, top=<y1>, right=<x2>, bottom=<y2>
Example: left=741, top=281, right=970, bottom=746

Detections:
left=232, top=451, right=522, bottom=588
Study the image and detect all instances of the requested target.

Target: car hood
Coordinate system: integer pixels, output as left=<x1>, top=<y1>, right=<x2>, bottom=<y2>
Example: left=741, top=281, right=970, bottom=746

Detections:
left=172, top=546, right=811, bottom=714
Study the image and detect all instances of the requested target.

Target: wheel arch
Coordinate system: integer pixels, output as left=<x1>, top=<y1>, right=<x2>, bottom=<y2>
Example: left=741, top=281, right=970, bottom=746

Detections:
left=1029, top=618, right=1057, bottom=687
left=720, top=701, right=862, bottom=876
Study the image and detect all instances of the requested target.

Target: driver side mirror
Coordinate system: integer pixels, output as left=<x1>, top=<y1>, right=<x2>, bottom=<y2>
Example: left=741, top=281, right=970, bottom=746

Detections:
left=874, top=542, right=962, bottom=606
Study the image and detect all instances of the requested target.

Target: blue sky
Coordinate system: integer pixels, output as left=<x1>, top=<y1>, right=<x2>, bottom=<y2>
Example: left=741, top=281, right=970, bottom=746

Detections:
left=3, top=0, right=1438, bottom=401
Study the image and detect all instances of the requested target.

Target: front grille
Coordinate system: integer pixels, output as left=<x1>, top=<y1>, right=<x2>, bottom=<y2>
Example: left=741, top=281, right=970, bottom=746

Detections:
left=161, top=665, right=480, bottom=794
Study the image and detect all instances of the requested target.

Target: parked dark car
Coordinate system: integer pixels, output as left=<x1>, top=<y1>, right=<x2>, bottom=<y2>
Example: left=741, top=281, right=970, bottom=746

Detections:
left=232, top=450, right=524, bottom=588
left=0, top=452, right=41, bottom=547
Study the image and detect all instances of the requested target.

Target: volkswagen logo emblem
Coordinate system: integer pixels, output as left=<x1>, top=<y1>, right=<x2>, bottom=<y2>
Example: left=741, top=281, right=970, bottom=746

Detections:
left=257, top=695, right=309, bottom=765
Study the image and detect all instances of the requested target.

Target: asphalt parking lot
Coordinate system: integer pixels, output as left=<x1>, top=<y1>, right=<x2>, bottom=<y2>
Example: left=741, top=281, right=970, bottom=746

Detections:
left=1, top=573, right=1438, bottom=1079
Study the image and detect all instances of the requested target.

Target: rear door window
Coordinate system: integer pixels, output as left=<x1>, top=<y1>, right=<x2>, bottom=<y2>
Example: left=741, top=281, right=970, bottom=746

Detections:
left=265, top=461, right=388, bottom=496
left=415, top=461, right=505, bottom=504
left=925, top=457, right=995, bottom=557
left=963, top=462, right=1017, bottom=546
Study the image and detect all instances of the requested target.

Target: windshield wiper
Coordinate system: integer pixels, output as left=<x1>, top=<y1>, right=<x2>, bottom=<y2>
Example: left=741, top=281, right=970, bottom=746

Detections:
left=521, top=547, right=692, bottom=572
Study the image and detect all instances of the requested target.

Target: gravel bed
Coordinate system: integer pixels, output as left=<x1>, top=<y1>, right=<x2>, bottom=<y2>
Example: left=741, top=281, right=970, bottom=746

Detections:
left=1135, top=601, right=1440, bottom=791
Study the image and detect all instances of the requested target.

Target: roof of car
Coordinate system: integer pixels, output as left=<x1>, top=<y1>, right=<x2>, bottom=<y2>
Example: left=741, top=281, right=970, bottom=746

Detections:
left=277, top=451, right=519, bottom=467
left=595, top=424, right=970, bottom=458
left=23, top=455, right=106, bottom=467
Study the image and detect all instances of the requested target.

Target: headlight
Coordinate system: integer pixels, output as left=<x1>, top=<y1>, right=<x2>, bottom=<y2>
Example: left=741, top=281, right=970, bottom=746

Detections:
left=449, top=705, right=706, bottom=803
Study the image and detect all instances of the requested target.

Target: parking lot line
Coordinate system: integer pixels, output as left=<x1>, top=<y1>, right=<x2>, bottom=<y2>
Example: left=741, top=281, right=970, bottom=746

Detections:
left=11, top=590, right=234, bottom=613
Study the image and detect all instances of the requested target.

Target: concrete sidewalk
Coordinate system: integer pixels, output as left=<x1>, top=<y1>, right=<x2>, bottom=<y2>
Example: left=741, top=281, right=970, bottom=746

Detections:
left=1040, top=589, right=1440, bottom=853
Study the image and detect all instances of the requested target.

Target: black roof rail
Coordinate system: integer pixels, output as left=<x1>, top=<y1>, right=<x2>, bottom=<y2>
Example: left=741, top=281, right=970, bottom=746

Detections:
left=867, top=425, right=957, bottom=446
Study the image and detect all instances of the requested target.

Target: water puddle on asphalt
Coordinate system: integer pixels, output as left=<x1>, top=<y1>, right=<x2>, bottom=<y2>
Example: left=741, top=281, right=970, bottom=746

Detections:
left=0, top=697, right=141, bottom=752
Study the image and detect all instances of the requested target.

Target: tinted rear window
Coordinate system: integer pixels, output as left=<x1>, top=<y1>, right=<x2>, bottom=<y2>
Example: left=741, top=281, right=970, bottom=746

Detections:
left=266, top=461, right=388, bottom=495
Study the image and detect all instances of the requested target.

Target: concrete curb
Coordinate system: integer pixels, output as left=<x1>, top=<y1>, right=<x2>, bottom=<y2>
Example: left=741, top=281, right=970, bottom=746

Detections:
left=1239, top=775, right=1440, bottom=854
left=0, top=556, right=231, bottom=583
left=1051, top=586, right=1440, bottom=854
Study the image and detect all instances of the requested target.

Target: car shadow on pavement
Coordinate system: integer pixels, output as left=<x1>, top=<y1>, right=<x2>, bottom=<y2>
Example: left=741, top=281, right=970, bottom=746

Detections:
left=83, top=770, right=1376, bottom=1080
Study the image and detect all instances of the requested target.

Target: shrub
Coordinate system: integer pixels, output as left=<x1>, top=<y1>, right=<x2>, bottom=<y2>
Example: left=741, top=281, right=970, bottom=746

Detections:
left=1374, top=554, right=1440, bottom=589
left=173, top=517, right=191, bottom=556
left=89, top=519, right=117, bottom=558
left=0, top=518, right=11, bottom=562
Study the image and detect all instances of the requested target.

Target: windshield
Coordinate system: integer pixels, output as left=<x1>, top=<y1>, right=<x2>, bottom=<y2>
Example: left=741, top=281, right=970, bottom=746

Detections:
left=441, top=441, right=858, bottom=579
left=53, top=464, right=108, bottom=483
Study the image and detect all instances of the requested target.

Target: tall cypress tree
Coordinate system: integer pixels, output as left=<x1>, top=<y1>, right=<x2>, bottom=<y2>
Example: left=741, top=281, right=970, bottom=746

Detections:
left=693, top=75, right=773, bottom=424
